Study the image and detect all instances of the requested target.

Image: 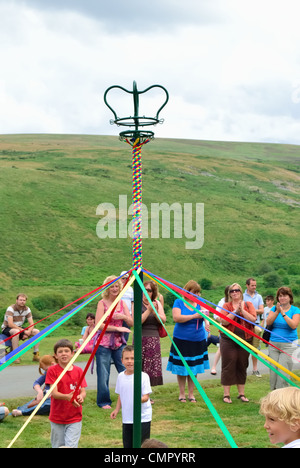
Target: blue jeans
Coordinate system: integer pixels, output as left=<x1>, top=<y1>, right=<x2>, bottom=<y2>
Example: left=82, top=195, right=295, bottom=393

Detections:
left=95, top=345, right=125, bottom=408
left=17, top=396, right=51, bottom=416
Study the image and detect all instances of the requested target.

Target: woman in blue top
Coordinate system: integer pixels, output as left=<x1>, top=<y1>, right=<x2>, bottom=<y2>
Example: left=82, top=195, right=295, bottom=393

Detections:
left=267, top=287, right=300, bottom=390
left=166, top=280, right=210, bottom=402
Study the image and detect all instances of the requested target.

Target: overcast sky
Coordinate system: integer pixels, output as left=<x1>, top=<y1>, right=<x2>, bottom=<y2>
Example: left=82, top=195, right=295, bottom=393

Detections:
left=1, top=0, right=300, bottom=144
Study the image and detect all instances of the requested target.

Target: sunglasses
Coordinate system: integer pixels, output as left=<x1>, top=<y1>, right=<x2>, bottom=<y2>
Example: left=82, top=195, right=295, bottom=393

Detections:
left=145, top=288, right=153, bottom=293
left=230, top=289, right=241, bottom=293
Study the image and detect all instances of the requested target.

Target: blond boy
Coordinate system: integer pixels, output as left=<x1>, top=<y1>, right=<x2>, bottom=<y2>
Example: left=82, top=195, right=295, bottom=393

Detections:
left=260, top=387, right=300, bottom=448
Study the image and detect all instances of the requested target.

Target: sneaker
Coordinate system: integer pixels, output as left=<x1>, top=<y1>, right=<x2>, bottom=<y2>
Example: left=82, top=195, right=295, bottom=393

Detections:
left=252, top=370, right=262, bottom=378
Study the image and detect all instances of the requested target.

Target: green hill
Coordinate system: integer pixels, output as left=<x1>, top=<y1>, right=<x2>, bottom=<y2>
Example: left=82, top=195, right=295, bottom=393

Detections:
left=0, top=134, right=299, bottom=313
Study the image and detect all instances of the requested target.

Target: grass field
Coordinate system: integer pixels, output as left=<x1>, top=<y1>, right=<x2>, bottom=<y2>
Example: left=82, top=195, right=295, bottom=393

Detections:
left=1, top=373, right=292, bottom=449
left=3, top=364, right=300, bottom=449
left=0, top=134, right=299, bottom=448
left=0, top=134, right=299, bottom=314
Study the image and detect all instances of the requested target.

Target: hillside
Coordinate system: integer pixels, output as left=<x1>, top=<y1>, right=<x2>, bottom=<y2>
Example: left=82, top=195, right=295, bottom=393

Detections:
left=0, top=134, right=299, bottom=312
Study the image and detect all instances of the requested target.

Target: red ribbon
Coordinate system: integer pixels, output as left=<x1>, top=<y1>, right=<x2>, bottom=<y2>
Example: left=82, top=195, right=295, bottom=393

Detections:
left=0, top=278, right=119, bottom=347
left=70, top=270, right=133, bottom=404
left=143, top=269, right=299, bottom=361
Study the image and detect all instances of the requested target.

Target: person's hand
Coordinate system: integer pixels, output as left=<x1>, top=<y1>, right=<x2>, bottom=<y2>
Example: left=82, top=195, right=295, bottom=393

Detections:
left=76, top=394, right=84, bottom=405
left=113, top=312, right=126, bottom=321
left=118, top=327, right=131, bottom=334
left=35, top=390, right=44, bottom=403
left=66, top=392, right=79, bottom=406
left=110, top=409, right=118, bottom=419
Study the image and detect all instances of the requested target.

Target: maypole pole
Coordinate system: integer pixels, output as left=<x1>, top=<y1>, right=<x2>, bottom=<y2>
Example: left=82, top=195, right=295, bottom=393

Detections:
left=104, top=81, right=168, bottom=447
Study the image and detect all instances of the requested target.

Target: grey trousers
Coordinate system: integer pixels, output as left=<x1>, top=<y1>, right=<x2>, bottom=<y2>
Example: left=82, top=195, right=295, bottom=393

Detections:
left=268, top=341, right=297, bottom=390
left=50, top=421, right=82, bottom=448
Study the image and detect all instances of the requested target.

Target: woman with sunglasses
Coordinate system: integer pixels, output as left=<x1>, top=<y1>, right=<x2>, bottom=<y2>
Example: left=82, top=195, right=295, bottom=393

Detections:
left=141, top=281, right=166, bottom=395
left=219, top=283, right=256, bottom=403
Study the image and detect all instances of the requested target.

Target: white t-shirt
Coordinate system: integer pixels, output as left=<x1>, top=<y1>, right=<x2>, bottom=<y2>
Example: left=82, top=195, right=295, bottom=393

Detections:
left=115, top=371, right=152, bottom=424
left=2, top=306, right=32, bottom=330
left=283, top=439, right=300, bottom=448
left=121, top=288, right=134, bottom=315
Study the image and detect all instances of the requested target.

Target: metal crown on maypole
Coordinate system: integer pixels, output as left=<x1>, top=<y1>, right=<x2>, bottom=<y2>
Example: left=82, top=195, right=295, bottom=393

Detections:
left=104, top=81, right=168, bottom=447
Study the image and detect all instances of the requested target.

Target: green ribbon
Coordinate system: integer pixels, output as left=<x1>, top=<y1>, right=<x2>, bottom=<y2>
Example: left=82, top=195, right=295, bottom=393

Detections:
left=145, top=272, right=300, bottom=390
left=133, top=270, right=239, bottom=449
left=0, top=289, right=104, bottom=372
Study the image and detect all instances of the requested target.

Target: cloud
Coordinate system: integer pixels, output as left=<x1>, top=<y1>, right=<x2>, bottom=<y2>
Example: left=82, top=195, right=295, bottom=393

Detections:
left=0, top=0, right=300, bottom=144
left=16, top=0, right=226, bottom=32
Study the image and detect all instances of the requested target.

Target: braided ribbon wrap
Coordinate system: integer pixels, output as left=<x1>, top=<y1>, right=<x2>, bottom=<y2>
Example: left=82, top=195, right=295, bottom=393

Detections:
left=124, top=137, right=151, bottom=269
left=132, top=142, right=143, bottom=269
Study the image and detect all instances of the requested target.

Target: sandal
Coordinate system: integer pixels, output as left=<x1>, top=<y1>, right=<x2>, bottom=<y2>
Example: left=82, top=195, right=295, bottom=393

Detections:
left=188, top=398, right=197, bottom=403
left=237, top=394, right=249, bottom=403
left=178, top=398, right=186, bottom=403
left=223, top=395, right=232, bottom=404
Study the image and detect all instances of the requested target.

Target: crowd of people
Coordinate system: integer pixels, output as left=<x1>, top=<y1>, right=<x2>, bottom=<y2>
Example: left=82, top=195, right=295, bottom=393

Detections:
left=1, top=274, right=300, bottom=449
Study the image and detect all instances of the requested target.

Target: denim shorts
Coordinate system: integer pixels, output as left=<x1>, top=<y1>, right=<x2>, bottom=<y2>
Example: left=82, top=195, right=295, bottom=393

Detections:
left=0, top=407, right=7, bottom=421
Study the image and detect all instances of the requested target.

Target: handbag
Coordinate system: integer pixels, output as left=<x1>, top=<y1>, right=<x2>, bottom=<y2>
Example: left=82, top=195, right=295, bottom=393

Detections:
left=262, top=324, right=273, bottom=343
left=158, top=324, right=167, bottom=338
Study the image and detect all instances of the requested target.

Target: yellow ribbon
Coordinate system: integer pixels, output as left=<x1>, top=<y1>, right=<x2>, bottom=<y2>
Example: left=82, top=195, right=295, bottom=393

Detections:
left=144, top=271, right=300, bottom=384
left=7, top=271, right=138, bottom=448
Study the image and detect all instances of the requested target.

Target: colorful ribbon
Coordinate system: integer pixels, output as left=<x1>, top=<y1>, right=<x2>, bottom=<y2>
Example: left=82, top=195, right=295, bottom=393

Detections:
left=143, top=269, right=300, bottom=388
left=7, top=271, right=139, bottom=448
left=143, top=269, right=300, bottom=362
left=133, top=270, right=238, bottom=448
left=0, top=277, right=122, bottom=370
left=132, top=140, right=143, bottom=269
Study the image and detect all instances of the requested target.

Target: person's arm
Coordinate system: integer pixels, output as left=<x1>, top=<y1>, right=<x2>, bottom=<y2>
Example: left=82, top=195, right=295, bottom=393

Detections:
left=153, top=301, right=166, bottom=324
left=76, top=388, right=86, bottom=406
left=268, top=304, right=300, bottom=330
left=142, top=301, right=166, bottom=324
left=114, top=302, right=133, bottom=327
left=141, top=393, right=150, bottom=403
left=141, top=304, right=152, bottom=324
left=218, top=304, right=235, bottom=326
left=267, top=305, right=280, bottom=326
left=283, top=312, right=300, bottom=330
left=23, top=316, right=35, bottom=337
left=256, top=304, right=264, bottom=320
left=172, top=306, right=199, bottom=323
left=238, top=301, right=256, bottom=323
left=32, top=374, right=45, bottom=402
left=51, top=385, right=73, bottom=402
left=110, top=395, right=122, bottom=419
left=6, top=315, right=23, bottom=332
left=95, top=300, right=130, bottom=333
left=27, top=377, right=44, bottom=409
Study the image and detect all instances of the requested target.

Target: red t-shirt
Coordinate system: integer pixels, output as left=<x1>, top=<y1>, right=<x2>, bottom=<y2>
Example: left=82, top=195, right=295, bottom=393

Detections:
left=45, top=364, right=87, bottom=424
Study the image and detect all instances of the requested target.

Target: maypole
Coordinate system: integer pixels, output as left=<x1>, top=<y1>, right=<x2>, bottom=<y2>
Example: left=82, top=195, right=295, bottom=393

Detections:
left=104, top=81, right=168, bottom=447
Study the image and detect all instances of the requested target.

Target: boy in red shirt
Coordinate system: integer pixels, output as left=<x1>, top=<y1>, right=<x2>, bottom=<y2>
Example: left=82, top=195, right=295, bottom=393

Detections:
left=46, top=339, right=87, bottom=448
